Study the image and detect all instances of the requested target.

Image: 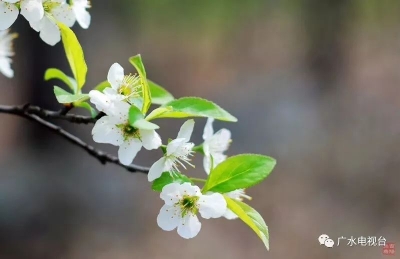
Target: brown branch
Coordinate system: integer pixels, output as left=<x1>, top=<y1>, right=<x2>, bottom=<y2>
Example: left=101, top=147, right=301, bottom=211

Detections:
left=0, top=104, right=150, bottom=174
left=0, top=104, right=97, bottom=124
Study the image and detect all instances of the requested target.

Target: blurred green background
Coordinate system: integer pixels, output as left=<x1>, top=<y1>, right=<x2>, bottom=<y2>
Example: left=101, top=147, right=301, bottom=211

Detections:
left=0, top=0, right=400, bottom=258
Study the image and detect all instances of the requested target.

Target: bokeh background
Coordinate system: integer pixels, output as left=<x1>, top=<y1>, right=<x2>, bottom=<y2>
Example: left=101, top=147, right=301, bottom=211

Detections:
left=1, top=0, right=400, bottom=258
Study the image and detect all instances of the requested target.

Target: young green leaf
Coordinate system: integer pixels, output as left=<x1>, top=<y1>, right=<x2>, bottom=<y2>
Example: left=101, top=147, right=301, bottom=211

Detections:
left=134, top=119, right=159, bottom=130
left=58, top=22, right=88, bottom=90
left=45, top=68, right=77, bottom=93
left=74, top=102, right=98, bottom=118
left=202, top=154, right=276, bottom=193
left=128, top=105, right=144, bottom=125
left=53, top=86, right=89, bottom=103
left=225, top=197, right=269, bottom=250
left=152, top=172, right=193, bottom=192
left=150, top=97, right=237, bottom=122
left=128, top=105, right=159, bottom=130
left=94, top=80, right=111, bottom=92
left=148, top=80, right=174, bottom=105
left=145, top=106, right=173, bottom=121
left=129, top=55, right=151, bottom=115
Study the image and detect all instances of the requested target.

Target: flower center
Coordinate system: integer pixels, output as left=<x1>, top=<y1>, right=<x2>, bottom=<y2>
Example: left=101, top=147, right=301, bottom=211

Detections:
left=118, top=74, right=141, bottom=98
left=43, top=0, right=61, bottom=12
left=179, top=195, right=199, bottom=217
left=117, top=123, right=140, bottom=140
left=166, top=142, right=195, bottom=173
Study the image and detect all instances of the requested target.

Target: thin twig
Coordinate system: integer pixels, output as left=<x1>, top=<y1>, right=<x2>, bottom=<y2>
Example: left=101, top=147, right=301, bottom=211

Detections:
left=0, top=104, right=97, bottom=124
left=0, top=104, right=149, bottom=174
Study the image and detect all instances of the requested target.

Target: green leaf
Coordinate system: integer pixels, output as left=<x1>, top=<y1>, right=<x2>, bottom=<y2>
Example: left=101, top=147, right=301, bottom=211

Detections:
left=152, top=172, right=193, bottom=192
left=134, top=119, right=159, bottom=130
left=148, top=80, right=174, bottom=105
left=225, top=197, right=269, bottom=250
left=53, top=86, right=89, bottom=104
left=145, top=106, right=173, bottom=121
left=128, top=105, right=144, bottom=125
left=129, top=105, right=159, bottom=129
left=94, top=80, right=111, bottom=92
left=45, top=68, right=77, bottom=93
left=129, top=55, right=151, bottom=115
left=151, top=97, right=237, bottom=122
left=203, top=154, right=276, bottom=193
left=58, top=22, right=88, bottom=90
left=74, top=102, right=97, bottom=118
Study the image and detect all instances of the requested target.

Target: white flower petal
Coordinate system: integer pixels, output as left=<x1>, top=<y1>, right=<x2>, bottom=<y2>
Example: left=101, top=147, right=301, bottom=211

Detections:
left=223, top=209, right=238, bottom=220
left=107, top=63, right=124, bottom=90
left=178, top=182, right=200, bottom=197
left=20, top=0, right=44, bottom=23
left=52, top=3, right=75, bottom=27
left=160, top=183, right=183, bottom=205
left=89, top=90, right=112, bottom=113
left=0, top=2, right=19, bottom=30
left=202, top=118, right=214, bottom=140
left=89, top=90, right=129, bottom=121
left=140, top=129, right=162, bottom=150
left=73, top=4, right=90, bottom=29
left=198, top=193, right=227, bottom=219
left=148, top=157, right=167, bottom=182
left=208, top=128, right=231, bottom=153
left=38, top=16, right=60, bottom=46
left=118, top=138, right=142, bottom=165
left=103, top=87, right=118, bottom=97
left=157, top=204, right=180, bottom=231
left=29, top=19, right=40, bottom=32
left=177, top=214, right=201, bottom=239
left=176, top=119, right=194, bottom=142
left=0, top=57, right=13, bottom=78
left=166, top=138, right=186, bottom=156
left=108, top=100, right=130, bottom=121
left=212, top=153, right=226, bottom=168
left=203, top=155, right=212, bottom=175
left=92, top=116, right=123, bottom=146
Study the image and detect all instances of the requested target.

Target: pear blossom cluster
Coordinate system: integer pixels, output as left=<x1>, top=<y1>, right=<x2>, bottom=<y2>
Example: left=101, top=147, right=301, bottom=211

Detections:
left=1, top=0, right=274, bottom=248
left=0, top=0, right=90, bottom=44
left=86, top=62, right=256, bottom=238
left=0, top=0, right=91, bottom=77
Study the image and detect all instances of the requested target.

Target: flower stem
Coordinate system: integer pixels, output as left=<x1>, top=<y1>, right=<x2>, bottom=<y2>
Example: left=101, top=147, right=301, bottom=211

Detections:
left=189, top=177, right=206, bottom=183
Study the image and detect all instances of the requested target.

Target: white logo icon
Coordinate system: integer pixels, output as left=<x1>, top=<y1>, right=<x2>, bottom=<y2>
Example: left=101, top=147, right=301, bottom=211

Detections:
left=319, top=234, right=329, bottom=245
left=324, top=238, right=334, bottom=248
left=318, top=234, right=335, bottom=248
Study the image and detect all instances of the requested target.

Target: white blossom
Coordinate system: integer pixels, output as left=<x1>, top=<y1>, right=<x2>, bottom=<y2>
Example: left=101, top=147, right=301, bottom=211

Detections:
left=0, top=0, right=44, bottom=30
left=105, top=62, right=142, bottom=102
left=0, top=29, right=17, bottom=78
left=90, top=99, right=162, bottom=166
left=148, top=119, right=195, bottom=182
left=88, top=63, right=143, bottom=114
left=70, top=0, right=90, bottom=29
left=29, top=0, right=74, bottom=46
left=157, top=182, right=226, bottom=239
left=202, top=118, right=231, bottom=174
left=223, top=189, right=251, bottom=220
